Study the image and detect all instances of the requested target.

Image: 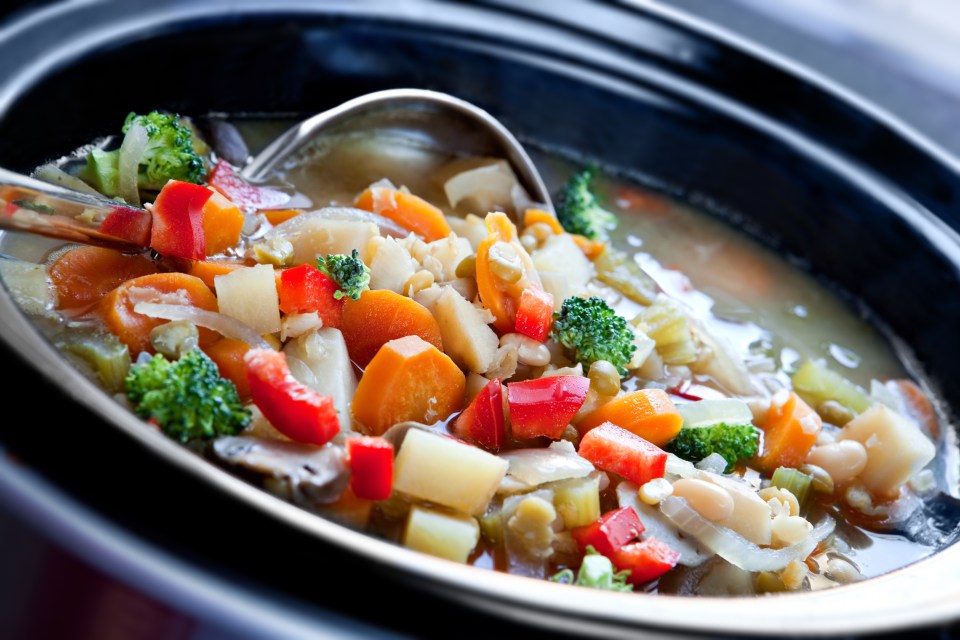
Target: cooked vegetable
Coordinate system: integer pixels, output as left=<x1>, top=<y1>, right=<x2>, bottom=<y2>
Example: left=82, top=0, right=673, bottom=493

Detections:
left=578, top=422, right=668, bottom=486
left=555, top=166, right=616, bottom=240
left=499, top=440, right=594, bottom=486
left=571, top=506, right=644, bottom=557
left=475, top=211, right=543, bottom=333
left=550, top=474, right=602, bottom=528
left=354, top=183, right=452, bottom=242
left=60, top=332, right=131, bottom=393
left=48, top=246, right=156, bottom=311
left=125, top=349, right=250, bottom=442
left=551, top=296, right=636, bottom=375
left=207, top=159, right=290, bottom=210
left=97, top=205, right=153, bottom=247
left=577, top=388, right=683, bottom=447
left=283, top=328, right=357, bottom=433
left=453, top=377, right=506, bottom=449
left=667, top=423, right=760, bottom=473
left=122, top=111, right=206, bottom=189
left=531, top=233, right=594, bottom=307
left=404, top=505, right=481, bottom=563
left=770, top=467, right=813, bottom=513
left=316, top=249, right=371, bottom=301
left=592, top=246, right=657, bottom=306
left=345, top=436, right=394, bottom=501
left=214, top=264, right=281, bottom=335
left=352, top=335, right=465, bottom=436
left=201, top=191, right=244, bottom=256
left=506, top=375, right=591, bottom=441
left=149, top=180, right=212, bottom=260
left=513, top=286, right=553, bottom=342
left=277, top=264, right=344, bottom=328
left=203, top=338, right=252, bottom=401
left=431, top=286, right=499, bottom=374
left=339, top=289, right=443, bottom=368
left=612, top=537, right=681, bottom=586
left=791, top=359, right=872, bottom=415
left=549, top=546, right=633, bottom=592
left=755, top=390, right=822, bottom=474
left=635, top=295, right=697, bottom=365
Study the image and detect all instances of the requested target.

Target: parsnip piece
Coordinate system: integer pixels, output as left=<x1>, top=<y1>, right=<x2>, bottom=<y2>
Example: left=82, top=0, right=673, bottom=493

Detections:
left=286, top=218, right=379, bottom=265
left=368, top=236, right=418, bottom=293
left=531, top=234, right=594, bottom=305
left=699, top=471, right=773, bottom=546
left=214, top=264, right=280, bottom=334
left=283, top=328, right=357, bottom=434
left=403, top=505, right=480, bottom=563
left=837, top=404, right=936, bottom=498
left=432, top=286, right=499, bottom=374
left=394, top=428, right=508, bottom=515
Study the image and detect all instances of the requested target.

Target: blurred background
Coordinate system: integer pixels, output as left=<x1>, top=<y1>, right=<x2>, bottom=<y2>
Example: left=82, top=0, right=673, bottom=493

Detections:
left=1, top=0, right=959, bottom=638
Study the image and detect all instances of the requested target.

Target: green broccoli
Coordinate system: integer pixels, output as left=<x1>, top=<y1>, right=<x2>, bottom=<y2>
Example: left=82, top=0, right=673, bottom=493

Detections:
left=555, top=166, right=618, bottom=240
left=667, top=423, right=760, bottom=473
left=549, top=546, right=633, bottom=592
left=550, top=296, right=636, bottom=375
left=125, top=349, right=250, bottom=443
left=317, top=249, right=371, bottom=300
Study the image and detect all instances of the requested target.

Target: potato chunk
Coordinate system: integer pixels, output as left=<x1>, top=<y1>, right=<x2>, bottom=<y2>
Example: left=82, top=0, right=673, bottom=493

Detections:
left=403, top=505, right=480, bottom=563
left=433, top=286, right=499, bottom=374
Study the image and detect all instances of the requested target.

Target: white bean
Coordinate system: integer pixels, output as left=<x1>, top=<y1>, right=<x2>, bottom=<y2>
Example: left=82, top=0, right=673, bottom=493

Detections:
left=638, top=478, right=673, bottom=505
left=806, top=440, right=867, bottom=485
left=671, top=478, right=734, bottom=522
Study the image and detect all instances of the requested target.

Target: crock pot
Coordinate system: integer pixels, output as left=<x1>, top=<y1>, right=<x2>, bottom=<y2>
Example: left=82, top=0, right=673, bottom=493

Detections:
left=0, top=1, right=958, bottom=638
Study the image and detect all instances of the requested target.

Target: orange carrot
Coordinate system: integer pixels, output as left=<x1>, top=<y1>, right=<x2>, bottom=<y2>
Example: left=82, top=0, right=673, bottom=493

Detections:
left=48, top=246, right=158, bottom=312
left=187, top=259, right=252, bottom=289
left=262, top=208, right=303, bottom=226
left=576, top=388, right=683, bottom=447
left=352, top=334, right=465, bottom=435
left=891, top=379, right=939, bottom=439
left=572, top=234, right=607, bottom=260
left=755, top=391, right=822, bottom=473
left=99, top=272, right=219, bottom=355
left=201, top=191, right=245, bottom=256
left=340, top=289, right=444, bottom=368
left=204, top=338, right=252, bottom=401
left=476, top=211, right=542, bottom=334
left=523, top=208, right=564, bottom=235
left=354, top=185, right=451, bottom=241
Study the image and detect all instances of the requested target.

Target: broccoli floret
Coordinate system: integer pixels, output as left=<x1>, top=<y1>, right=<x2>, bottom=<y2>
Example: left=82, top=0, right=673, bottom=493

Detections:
left=317, top=249, right=371, bottom=300
left=122, top=110, right=206, bottom=189
left=549, top=546, right=633, bottom=592
left=667, top=423, right=760, bottom=473
left=125, top=349, right=250, bottom=443
left=550, top=296, right=636, bottom=375
left=555, top=166, right=618, bottom=240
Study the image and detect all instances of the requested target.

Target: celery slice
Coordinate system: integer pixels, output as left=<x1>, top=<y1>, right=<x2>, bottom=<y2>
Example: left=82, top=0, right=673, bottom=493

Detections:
left=635, top=295, right=698, bottom=365
left=61, top=333, right=131, bottom=392
left=677, top=398, right=753, bottom=428
left=770, top=467, right=813, bottom=513
left=791, top=360, right=871, bottom=414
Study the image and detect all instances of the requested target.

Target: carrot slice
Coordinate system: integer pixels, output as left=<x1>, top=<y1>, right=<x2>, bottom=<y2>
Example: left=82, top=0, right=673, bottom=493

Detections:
left=755, top=390, right=822, bottom=474
left=354, top=185, right=451, bottom=241
left=48, top=246, right=157, bottom=312
left=476, top=211, right=542, bottom=334
left=340, top=289, right=444, bottom=368
left=187, top=259, right=252, bottom=289
left=523, top=208, right=564, bottom=235
left=204, top=338, right=252, bottom=401
left=99, top=272, right=219, bottom=355
left=263, top=208, right=303, bottom=226
left=201, top=191, right=245, bottom=256
left=572, top=234, right=607, bottom=260
left=352, top=335, right=465, bottom=435
left=576, top=388, right=683, bottom=447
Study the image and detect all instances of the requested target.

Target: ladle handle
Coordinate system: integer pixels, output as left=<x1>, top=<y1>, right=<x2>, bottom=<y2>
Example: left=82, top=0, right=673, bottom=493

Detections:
left=0, top=167, right=149, bottom=252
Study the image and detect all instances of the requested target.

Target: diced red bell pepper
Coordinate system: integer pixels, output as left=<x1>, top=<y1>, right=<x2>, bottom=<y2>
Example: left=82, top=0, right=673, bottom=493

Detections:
left=514, top=286, right=554, bottom=342
left=507, top=375, right=590, bottom=440
left=612, top=537, right=681, bottom=585
left=453, top=378, right=505, bottom=449
left=346, top=436, right=394, bottom=501
left=578, top=421, right=667, bottom=485
left=571, top=506, right=645, bottom=557
left=244, top=348, right=339, bottom=446
left=278, top=264, right=344, bottom=328
left=149, top=180, right=211, bottom=260
left=98, top=204, right=152, bottom=246
left=207, top=159, right=291, bottom=210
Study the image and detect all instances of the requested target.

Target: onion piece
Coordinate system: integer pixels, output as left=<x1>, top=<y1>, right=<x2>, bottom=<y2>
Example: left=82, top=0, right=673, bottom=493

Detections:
left=118, top=123, right=148, bottom=207
left=659, top=495, right=835, bottom=573
left=696, top=453, right=729, bottom=474
left=616, top=482, right=711, bottom=567
left=665, top=454, right=700, bottom=480
left=133, top=302, right=272, bottom=350
left=499, top=440, right=594, bottom=486
left=444, top=160, right=520, bottom=212
left=265, top=206, right=409, bottom=240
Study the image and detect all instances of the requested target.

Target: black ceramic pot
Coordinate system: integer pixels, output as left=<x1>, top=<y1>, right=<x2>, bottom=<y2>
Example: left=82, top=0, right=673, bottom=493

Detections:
left=0, top=1, right=958, bottom=638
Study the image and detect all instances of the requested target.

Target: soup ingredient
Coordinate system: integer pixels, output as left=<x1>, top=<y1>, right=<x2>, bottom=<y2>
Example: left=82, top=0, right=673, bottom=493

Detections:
left=351, top=334, right=465, bottom=435
left=805, top=440, right=867, bottom=486
left=635, top=296, right=697, bottom=366
left=207, top=159, right=290, bottom=210
left=671, top=478, right=735, bottom=522
left=122, top=111, right=206, bottom=189
left=755, top=390, right=822, bottom=474
left=277, top=264, right=344, bottom=326
left=316, top=249, right=371, bottom=301
left=570, top=506, right=644, bottom=557
left=431, top=286, right=500, bottom=374
left=282, top=328, right=357, bottom=432
left=125, top=349, right=250, bottom=442
left=149, top=180, right=213, bottom=260
left=393, top=427, right=508, bottom=515
left=48, top=246, right=157, bottom=311
left=769, top=467, right=813, bottom=513
left=244, top=348, right=340, bottom=446
left=578, top=422, right=668, bottom=485
left=345, top=436, right=394, bottom=501
left=475, top=212, right=543, bottom=334
left=453, top=377, right=506, bottom=449
left=791, top=359, right=872, bottom=415
left=612, top=537, right=682, bottom=585
left=667, top=423, right=760, bottom=473
left=204, top=338, right=252, bottom=400
left=549, top=546, right=633, bottom=592
left=513, top=286, right=554, bottom=342
left=201, top=191, right=245, bottom=256
left=403, top=505, right=480, bottom=563
left=578, top=389, right=683, bottom=447
left=339, top=289, right=443, bottom=367
left=354, top=184, right=452, bottom=242
left=60, top=332, right=131, bottom=393
left=555, top=166, right=617, bottom=241
left=97, top=205, right=153, bottom=247
left=214, top=264, right=281, bottom=334
left=506, top=375, right=591, bottom=440
left=550, top=296, right=636, bottom=375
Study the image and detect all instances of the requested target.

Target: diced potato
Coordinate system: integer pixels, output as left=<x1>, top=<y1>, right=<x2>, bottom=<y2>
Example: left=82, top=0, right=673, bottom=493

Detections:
left=422, top=234, right=474, bottom=282
left=403, top=505, right=480, bottom=563
left=214, top=264, right=280, bottom=334
left=447, top=213, right=489, bottom=251
left=700, top=471, right=772, bottom=546
left=432, top=286, right=499, bottom=374
left=286, top=218, right=379, bottom=265
left=837, top=404, right=936, bottom=498
left=550, top=474, right=601, bottom=529
left=283, top=328, right=357, bottom=434
left=368, top=236, right=418, bottom=293
left=531, top=234, right=594, bottom=305
left=393, top=428, right=508, bottom=515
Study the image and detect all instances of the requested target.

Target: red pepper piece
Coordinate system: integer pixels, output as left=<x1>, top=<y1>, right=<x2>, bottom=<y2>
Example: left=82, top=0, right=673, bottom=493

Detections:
left=507, top=375, right=590, bottom=440
left=612, top=537, right=681, bottom=585
left=278, top=264, right=344, bottom=328
left=208, top=159, right=290, bottom=210
left=514, top=286, right=554, bottom=342
left=578, top=421, right=667, bottom=486
left=149, top=180, right=211, bottom=260
left=346, top=436, right=394, bottom=501
left=244, top=348, right=339, bottom=446
left=570, top=506, right=645, bottom=557
left=453, top=378, right=505, bottom=450
left=98, top=205, right=152, bottom=246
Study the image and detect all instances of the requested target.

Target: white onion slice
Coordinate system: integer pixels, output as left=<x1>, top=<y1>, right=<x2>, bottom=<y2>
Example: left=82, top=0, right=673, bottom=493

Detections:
left=118, top=123, right=148, bottom=207
left=659, top=496, right=835, bottom=572
left=280, top=312, right=323, bottom=342
left=665, top=454, right=700, bottom=480
left=499, top=440, right=594, bottom=486
left=133, top=302, right=272, bottom=350
left=266, top=206, right=409, bottom=239
left=616, top=482, right=711, bottom=567
left=444, top=161, right=519, bottom=212
left=696, top=453, right=729, bottom=474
